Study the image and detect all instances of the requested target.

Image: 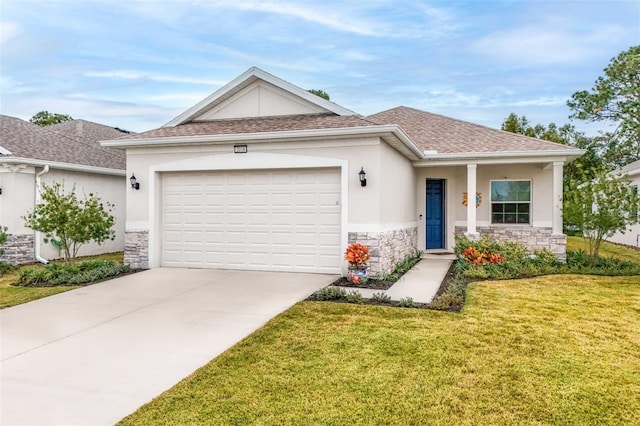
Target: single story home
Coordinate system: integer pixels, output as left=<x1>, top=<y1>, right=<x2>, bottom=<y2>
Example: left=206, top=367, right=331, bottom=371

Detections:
left=103, top=67, right=583, bottom=276
left=607, top=159, right=640, bottom=247
left=0, top=116, right=128, bottom=264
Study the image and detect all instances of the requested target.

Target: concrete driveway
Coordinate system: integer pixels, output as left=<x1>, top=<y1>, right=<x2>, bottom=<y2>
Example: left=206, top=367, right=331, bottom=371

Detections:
left=1, top=268, right=336, bottom=425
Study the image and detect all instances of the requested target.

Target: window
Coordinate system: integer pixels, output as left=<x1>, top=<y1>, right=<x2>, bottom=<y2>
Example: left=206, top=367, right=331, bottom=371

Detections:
left=491, top=180, right=531, bottom=224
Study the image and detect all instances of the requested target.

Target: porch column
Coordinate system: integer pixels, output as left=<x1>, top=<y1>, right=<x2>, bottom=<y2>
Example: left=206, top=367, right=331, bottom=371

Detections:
left=466, top=163, right=478, bottom=236
left=552, top=161, right=564, bottom=235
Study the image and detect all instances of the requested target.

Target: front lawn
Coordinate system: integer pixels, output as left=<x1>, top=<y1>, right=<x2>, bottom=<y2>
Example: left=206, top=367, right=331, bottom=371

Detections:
left=0, top=252, right=124, bottom=309
left=120, top=274, right=640, bottom=425
left=567, top=236, right=640, bottom=263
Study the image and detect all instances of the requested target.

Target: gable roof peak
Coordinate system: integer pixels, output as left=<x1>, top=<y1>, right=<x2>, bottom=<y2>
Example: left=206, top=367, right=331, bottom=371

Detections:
left=163, top=66, right=356, bottom=127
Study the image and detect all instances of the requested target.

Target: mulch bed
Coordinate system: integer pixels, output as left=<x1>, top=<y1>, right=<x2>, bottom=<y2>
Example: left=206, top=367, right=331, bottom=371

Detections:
left=329, top=276, right=395, bottom=290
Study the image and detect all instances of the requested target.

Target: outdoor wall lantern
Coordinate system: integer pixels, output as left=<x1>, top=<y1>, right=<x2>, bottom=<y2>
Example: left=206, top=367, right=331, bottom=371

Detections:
left=359, top=167, right=367, bottom=187
left=130, top=174, right=140, bottom=190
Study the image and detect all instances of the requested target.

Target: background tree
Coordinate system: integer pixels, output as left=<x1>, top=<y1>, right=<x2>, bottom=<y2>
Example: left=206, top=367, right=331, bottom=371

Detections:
left=23, top=182, right=116, bottom=261
left=567, top=45, right=640, bottom=167
left=308, top=89, right=330, bottom=100
left=30, top=111, right=73, bottom=126
left=563, top=167, right=639, bottom=258
left=501, top=113, right=601, bottom=182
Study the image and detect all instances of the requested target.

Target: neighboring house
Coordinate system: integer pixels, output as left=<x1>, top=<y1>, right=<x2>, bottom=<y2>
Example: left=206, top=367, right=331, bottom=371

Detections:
left=103, top=67, right=583, bottom=276
left=607, top=159, right=640, bottom=247
left=0, top=116, right=128, bottom=264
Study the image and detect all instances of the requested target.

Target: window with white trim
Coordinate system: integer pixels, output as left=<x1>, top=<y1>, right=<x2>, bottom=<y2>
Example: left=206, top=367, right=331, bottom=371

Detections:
left=491, top=180, right=531, bottom=224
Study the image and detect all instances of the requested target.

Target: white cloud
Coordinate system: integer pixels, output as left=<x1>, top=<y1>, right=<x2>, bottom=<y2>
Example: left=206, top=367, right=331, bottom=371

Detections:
left=0, top=21, right=21, bottom=44
left=471, top=22, right=629, bottom=66
left=0, top=75, right=35, bottom=94
left=84, top=71, right=225, bottom=86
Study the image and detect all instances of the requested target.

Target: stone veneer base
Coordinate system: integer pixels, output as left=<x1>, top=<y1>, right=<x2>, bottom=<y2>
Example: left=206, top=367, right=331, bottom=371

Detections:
left=0, top=234, right=35, bottom=265
left=124, top=230, right=149, bottom=269
left=455, top=226, right=567, bottom=261
left=348, top=227, right=419, bottom=277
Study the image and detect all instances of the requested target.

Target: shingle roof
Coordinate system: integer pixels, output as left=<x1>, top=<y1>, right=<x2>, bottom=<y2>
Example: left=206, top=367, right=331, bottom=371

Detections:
left=48, top=119, right=132, bottom=146
left=117, top=106, right=579, bottom=159
left=0, top=115, right=125, bottom=170
left=367, top=106, right=574, bottom=154
left=119, top=113, right=378, bottom=140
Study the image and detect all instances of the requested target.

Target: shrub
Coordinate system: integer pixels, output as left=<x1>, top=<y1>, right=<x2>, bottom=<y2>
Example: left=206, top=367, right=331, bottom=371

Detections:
left=398, top=297, right=414, bottom=308
left=345, top=291, right=364, bottom=304
left=0, top=262, right=15, bottom=276
left=16, top=259, right=128, bottom=286
left=311, top=287, right=347, bottom=301
left=430, top=291, right=464, bottom=311
left=371, top=292, right=391, bottom=303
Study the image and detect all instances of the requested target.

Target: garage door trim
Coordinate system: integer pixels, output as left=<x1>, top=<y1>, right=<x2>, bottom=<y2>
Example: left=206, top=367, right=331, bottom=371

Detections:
left=145, top=152, right=349, bottom=270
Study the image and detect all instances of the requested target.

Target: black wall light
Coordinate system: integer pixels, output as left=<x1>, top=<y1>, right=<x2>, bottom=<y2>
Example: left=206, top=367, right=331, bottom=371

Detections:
left=359, top=167, right=367, bottom=187
left=130, top=174, right=140, bottom=190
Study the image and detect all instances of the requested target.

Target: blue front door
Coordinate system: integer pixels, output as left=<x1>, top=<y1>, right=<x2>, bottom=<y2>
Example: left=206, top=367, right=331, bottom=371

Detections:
left=426, top=179, right=445, bottom=249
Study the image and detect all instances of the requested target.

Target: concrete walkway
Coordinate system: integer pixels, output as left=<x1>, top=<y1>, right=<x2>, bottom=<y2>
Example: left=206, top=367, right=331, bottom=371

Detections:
left=333, top=253, right=455, bottom=303
left=0, top=268, right=337, bottom=426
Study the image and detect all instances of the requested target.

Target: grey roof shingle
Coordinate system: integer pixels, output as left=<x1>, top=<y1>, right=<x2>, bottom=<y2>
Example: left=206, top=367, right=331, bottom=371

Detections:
left=367, top=106, right=574, bottom=154
left=0, top=115, right=125, bottom=170
left=116, top=107, right=579, bottom=157
left=118, top=113, right=378, bottom=140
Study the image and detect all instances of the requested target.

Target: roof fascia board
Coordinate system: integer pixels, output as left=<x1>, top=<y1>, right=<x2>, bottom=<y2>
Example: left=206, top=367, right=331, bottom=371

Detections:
left=0, top=157, right=126, bottom=176
left=163, top=67, right=356, bottom=127
left=413, top=150, right=585, bottom=167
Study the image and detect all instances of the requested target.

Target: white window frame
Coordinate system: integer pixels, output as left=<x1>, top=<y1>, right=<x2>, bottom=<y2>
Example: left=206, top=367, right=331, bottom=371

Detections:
left=490, top=179, right=532, bottom=225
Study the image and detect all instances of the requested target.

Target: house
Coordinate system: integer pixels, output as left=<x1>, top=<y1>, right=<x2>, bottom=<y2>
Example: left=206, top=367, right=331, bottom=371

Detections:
left=607, top=159, right=640, bottom=247
left=102, top=67, right=583, bottom=276
left=0, top=116, right=128, bottom=264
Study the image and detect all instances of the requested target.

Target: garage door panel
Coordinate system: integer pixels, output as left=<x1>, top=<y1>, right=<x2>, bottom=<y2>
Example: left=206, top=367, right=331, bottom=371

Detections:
left=162, top=168, right=341, bottom=273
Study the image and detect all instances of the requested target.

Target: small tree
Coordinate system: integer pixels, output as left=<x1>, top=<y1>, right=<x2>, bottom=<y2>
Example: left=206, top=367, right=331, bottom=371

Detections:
left=30, top=111, right=73, bottom=126
left=23, top=182, right=116, bottom=261
left=308, top=89, right=330, bottom=100
left=564, top=168, right=639, bottom=258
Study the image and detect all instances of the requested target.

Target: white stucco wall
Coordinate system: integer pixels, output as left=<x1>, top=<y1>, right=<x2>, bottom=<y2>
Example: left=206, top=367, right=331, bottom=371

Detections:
left=196, top=81, right=328, bottom=120
left=0, top=166, right=36, bottom=234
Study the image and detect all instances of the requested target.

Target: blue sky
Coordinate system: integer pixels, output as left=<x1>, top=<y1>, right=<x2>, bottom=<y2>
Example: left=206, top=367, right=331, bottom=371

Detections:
left=1, top=0, right=638, bottom=133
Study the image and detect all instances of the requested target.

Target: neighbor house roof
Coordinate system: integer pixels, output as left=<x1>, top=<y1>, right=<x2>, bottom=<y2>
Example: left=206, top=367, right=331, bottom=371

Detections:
left=0, top=115, right=126, bottom=172
left=48, top=119, right=132, bottom=147
left=367, top=106, right=574, bottom=155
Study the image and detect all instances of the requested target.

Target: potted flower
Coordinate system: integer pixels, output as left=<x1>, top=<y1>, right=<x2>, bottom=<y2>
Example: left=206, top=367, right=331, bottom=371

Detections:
left=344, top=242, right=370, bottom=284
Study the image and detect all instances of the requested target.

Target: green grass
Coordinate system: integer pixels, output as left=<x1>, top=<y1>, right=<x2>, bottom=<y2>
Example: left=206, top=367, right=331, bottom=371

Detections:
left=120, top=274, right=640, bottom=425
left=0, top=252, right=123, bottom=309
left=567, top=236, right=640, bottom=263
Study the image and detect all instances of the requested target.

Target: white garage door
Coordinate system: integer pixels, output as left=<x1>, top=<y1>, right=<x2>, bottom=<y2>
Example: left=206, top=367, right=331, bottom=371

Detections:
left=161, top=168, right=342, bottom=273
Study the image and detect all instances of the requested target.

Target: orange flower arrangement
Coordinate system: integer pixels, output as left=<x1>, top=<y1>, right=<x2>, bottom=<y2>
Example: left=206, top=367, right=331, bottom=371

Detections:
left=344, top=243, right=370, bottom=268
left=462, top=246, right=505, bottom=265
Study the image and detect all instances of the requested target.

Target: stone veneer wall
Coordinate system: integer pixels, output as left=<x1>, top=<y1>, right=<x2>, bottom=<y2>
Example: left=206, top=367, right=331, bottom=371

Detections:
left=0, top=234, right=35, bottom=265
left=348, top=227, right=418, bottom=277
left=455, top=226, right=567, bottom=261
left=124, top=230, right=149, bottom=269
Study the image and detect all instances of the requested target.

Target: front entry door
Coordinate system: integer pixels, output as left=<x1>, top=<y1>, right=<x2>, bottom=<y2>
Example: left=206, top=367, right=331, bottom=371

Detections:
left=426, top=179, right=445, bottom=249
